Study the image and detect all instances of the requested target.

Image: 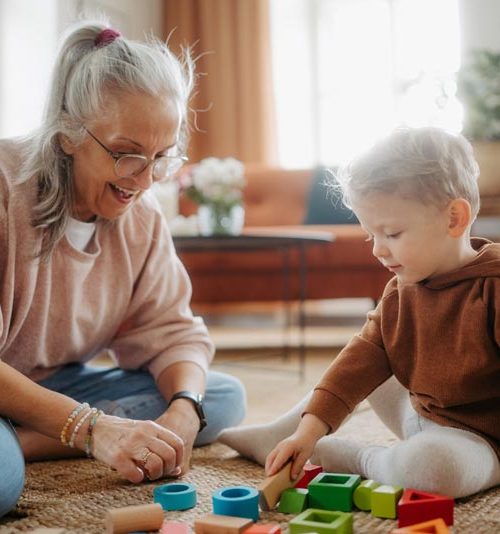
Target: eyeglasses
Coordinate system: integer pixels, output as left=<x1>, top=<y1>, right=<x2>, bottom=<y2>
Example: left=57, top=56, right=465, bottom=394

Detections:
left=84, top=128, right=188, bottom=182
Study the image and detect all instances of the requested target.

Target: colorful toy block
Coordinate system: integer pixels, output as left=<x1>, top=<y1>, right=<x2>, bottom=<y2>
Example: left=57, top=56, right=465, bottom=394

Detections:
left=294, top=464, right=323, bottom=489
left=277, top=487, right=308, bottom=513
left=194, top=514, right=253, bottom=534
left=352, top=479, right=380, bottom=511
left=105, top=503, right=164, bottom=534
left=288, top=508, right=353, bottom=534
left=390, top=517, right=449, bottom=533
left=160, top=520, right=190, bottom=534
left=243, top=523, right=281, bottom=534
left=258, top=462, right=302, bottom=511
left=213, top=485, right=260, bottom=521
left=371, top=485, right=404, bottom=519
left=307, top=472, right=361, bottom=512
left=153, top=482, right=197, bottom=511
left=397, top=489, right=454, bottom=527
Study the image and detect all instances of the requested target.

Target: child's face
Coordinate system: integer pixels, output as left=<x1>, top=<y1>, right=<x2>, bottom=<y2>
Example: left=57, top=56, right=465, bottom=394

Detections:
left=350, top=191, right=456, bottom=284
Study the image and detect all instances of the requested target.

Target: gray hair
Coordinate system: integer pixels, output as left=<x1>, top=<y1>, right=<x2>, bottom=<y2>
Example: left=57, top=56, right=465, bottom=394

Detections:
left=20, top=19, right=194, bottom=258
left=333, top=127, right=480, bottom=220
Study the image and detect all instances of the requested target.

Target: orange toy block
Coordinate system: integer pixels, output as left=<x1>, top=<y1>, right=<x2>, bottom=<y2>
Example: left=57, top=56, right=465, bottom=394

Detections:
left=294, top=463, right=323, bottom=489
left=161, top=520, right=190, bottom=534
left=391, top=517, right=449, bottom=533
left=194, top=514, right=254, bottom=534
left=243, top=523, right=281, bottom=534
left=397, top=489, right=454, bottom=527
left=258, top=462, right=303, bottom=511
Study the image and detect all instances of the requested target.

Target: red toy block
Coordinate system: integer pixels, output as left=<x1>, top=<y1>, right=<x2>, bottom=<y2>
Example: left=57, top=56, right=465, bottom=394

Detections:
left=391, top=517, right=449, bottom=533
left=161, top=520, right=190, bottom=534
left=294, top=463, right=323, bottom=489
left=397, top=489, right=454, bottom=527
left=243, top=523, right=281, bottom=534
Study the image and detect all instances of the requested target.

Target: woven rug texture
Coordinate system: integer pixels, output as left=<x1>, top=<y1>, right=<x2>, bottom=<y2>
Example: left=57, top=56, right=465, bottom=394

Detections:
left=0, top=441, right=498, bottom=534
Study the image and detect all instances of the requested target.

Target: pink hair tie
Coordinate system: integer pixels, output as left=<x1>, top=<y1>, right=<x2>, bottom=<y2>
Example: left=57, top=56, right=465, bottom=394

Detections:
left=95, top=28, right=121, bottom=48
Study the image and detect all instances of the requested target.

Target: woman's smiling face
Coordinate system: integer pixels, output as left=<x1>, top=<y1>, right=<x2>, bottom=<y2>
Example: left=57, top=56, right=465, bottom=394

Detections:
left=63, top=90, right=181, bottom=221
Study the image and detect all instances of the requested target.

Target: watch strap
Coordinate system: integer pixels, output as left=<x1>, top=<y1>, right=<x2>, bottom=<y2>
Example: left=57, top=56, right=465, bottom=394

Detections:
left=169, top=390, right=207, bottom=432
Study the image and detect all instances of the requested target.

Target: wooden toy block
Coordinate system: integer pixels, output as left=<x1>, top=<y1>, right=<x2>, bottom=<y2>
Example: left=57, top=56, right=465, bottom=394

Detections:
left=258, top=462, right=302, bottom=511
left=390, top=517, right=449, bottom=533
left=105, top=503, right=164, bottom=534
left=160, top=520, right=190, bottom=534
left=352, top=479, right=380, bottom=511
left=307, top=472, right=361, bottom=512
left=213, top=485, right=260, bottom=521
left=194, top=514, right=254, bottom=534
left=371, top=485, right=404, bottom=519
left=277, top=487, right=308, bottom=513
left=397, top=489, right=454, bottom=527
left=294, top=463, right=323, bottom=489
left=288, top=508, right=353, bottom=534
left=243, top=523, right=281, bottom=534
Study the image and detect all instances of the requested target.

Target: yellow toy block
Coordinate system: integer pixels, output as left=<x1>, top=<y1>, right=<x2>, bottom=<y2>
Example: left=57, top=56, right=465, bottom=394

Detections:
left=194, top=513, right=253, bottom=534
left=352, top=479, right=380, bottom=511
left=371, top=484, right=403, bottom=519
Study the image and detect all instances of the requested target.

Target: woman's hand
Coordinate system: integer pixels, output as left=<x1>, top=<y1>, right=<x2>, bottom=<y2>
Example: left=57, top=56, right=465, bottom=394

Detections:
left=84, top=414, right=184, bottom=483
left=265, top=413, right=330, bottom=480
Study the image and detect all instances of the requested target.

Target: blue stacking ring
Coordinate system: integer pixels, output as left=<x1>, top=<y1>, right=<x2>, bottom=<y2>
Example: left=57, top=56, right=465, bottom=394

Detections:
left=153, top=482, right=197, bottom=511
left=212, top=485, right=259, bottom=521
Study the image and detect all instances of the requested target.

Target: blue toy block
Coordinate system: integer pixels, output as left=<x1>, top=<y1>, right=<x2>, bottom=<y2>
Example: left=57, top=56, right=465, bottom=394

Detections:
left=212, top=485, right=260, bottom=521
left=153, top=482, right=197, bottom=511
left=289, top=508, right=353, bottom=534
left=308, top=473, right=361, bottom=512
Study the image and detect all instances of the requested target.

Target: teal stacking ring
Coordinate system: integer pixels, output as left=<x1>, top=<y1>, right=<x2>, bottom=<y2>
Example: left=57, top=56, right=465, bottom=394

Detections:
left=212, top=485, right=259, bottom=521
left=153, top=482, right=197, bottom=511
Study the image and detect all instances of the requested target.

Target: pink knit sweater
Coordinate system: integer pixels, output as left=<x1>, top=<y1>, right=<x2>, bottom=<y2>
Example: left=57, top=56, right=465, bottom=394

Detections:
left=0, top=139, right=214, bottom=383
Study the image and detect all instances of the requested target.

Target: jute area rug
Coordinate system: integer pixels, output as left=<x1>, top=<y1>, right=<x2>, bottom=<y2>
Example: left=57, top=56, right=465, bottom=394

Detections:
left=1, top=441, right=498, bottom=533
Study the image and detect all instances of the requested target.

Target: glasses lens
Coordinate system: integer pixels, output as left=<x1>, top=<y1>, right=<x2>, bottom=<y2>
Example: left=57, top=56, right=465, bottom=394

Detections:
left=153, top=157, right=184, bottom=182
left=115, top=155, right=148, bottom=178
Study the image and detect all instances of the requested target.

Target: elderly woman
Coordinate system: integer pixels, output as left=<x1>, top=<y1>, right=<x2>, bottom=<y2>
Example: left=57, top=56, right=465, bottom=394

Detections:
left=0, top=21, right=246, bottom=516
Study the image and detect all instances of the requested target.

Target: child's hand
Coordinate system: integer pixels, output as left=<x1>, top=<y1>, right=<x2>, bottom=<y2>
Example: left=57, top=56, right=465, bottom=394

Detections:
left=265, top=432, right=315, bottom=480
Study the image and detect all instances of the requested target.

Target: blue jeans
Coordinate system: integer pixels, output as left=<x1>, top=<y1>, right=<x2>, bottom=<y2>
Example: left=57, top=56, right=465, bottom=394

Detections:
left=38, top=364, right=247, bottom=446
left=0, top=418, right=25, bottom=518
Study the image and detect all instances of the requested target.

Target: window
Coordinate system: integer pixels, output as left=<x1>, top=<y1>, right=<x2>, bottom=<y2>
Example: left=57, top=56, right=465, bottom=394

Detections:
left=270, top=0, right=461, bottom=167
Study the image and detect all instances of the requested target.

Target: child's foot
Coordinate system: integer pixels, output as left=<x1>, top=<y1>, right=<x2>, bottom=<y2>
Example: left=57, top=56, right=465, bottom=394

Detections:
left=310, top=436, right=366, bottom=474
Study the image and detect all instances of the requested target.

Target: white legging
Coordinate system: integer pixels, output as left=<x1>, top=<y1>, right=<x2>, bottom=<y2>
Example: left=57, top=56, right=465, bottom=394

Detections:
left=358, top=376, right=500, bottom=498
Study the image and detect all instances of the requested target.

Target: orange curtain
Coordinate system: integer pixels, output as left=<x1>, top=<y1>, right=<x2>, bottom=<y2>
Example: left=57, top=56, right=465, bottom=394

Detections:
left=162, top=0, right=278, bottom=165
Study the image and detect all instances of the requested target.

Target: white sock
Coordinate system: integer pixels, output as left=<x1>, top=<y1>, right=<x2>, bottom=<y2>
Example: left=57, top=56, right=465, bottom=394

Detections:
left=310, top=436, right=365, bottom=474
left=359, top=426, right=500, bottom=498
left=217, top=391, right=313, bottom=465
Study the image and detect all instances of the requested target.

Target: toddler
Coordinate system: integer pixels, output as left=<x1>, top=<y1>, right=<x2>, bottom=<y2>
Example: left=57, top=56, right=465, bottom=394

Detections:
left=219, top=127, right=500, bottom=498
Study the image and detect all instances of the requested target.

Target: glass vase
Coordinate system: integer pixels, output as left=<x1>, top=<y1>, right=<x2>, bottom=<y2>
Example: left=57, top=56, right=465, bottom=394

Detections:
left=198, top=203, right=245, bottom=236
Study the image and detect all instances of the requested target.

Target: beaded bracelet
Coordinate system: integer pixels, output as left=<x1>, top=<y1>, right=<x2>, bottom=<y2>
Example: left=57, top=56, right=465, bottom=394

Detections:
left=85, top=409, right=104, bottom=458
left=68, top=407, right=95, bottom=448
left=60, top=402, right=89, bottom=446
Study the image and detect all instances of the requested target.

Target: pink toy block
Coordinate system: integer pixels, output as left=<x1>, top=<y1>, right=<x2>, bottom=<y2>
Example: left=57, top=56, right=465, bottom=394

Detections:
left=294, top=463, right=323, bottom=489
left=397, top=489, right=454, bottom=527
left=243, top=523, right=281, bottom=534
left=161, top=520, right=190, bottom=534
left=391, top=517, right=449, bottom=533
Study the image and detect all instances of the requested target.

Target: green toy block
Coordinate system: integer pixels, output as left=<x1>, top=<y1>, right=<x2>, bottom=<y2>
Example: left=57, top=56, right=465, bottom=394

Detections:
left=289, top=508, right=353, bottom=534
left=278, top=488, right=309, bottom=513
left=353, top=479, right=380, bottom=511
left=308, top=473, right=361, bottom=512
left=371, top=484, right=404, bottom=519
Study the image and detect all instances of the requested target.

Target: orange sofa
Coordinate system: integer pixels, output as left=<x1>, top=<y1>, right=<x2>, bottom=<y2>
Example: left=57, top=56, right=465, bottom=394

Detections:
left=176, top=166, right=392, bottom=304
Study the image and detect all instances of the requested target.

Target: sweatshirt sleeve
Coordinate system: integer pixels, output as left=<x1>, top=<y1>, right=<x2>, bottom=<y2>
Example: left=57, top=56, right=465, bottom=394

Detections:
left=109, top=204, right=214, bottom=381
left=305, top=284, right=395, bottom=432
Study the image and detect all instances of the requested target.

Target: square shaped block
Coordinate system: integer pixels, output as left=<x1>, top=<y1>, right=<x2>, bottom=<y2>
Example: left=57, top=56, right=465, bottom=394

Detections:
left=278, top=488, right=309, bottom=513
left=243, top=523, right=281, bottom=534
left=371, top=485, right=404, bottom=519
left=308, top=473, right=361, bottom=512
left=397, top=489, right=454, bottom=527
left=194, top=514, right=253, bottom=534
left=353, top=479, right=380, bottom=511
left=289, top=508, right=353, bottom=534
left=160, top=521, right=189, bottom=534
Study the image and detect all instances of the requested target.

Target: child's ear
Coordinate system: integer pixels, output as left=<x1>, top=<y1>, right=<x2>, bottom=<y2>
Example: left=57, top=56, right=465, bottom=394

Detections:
left=59, top=134, right=75, bottom=155
left=447, top=198, right=472, bottom=238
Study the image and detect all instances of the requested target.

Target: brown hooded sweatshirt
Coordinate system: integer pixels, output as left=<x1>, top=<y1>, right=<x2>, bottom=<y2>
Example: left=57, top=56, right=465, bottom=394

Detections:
left=306, top=238, right=500, bottom=458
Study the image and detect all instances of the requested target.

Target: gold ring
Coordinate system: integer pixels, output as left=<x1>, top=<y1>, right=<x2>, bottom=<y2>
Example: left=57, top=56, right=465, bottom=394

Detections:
left=139, top=447, right=153, bottom=467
